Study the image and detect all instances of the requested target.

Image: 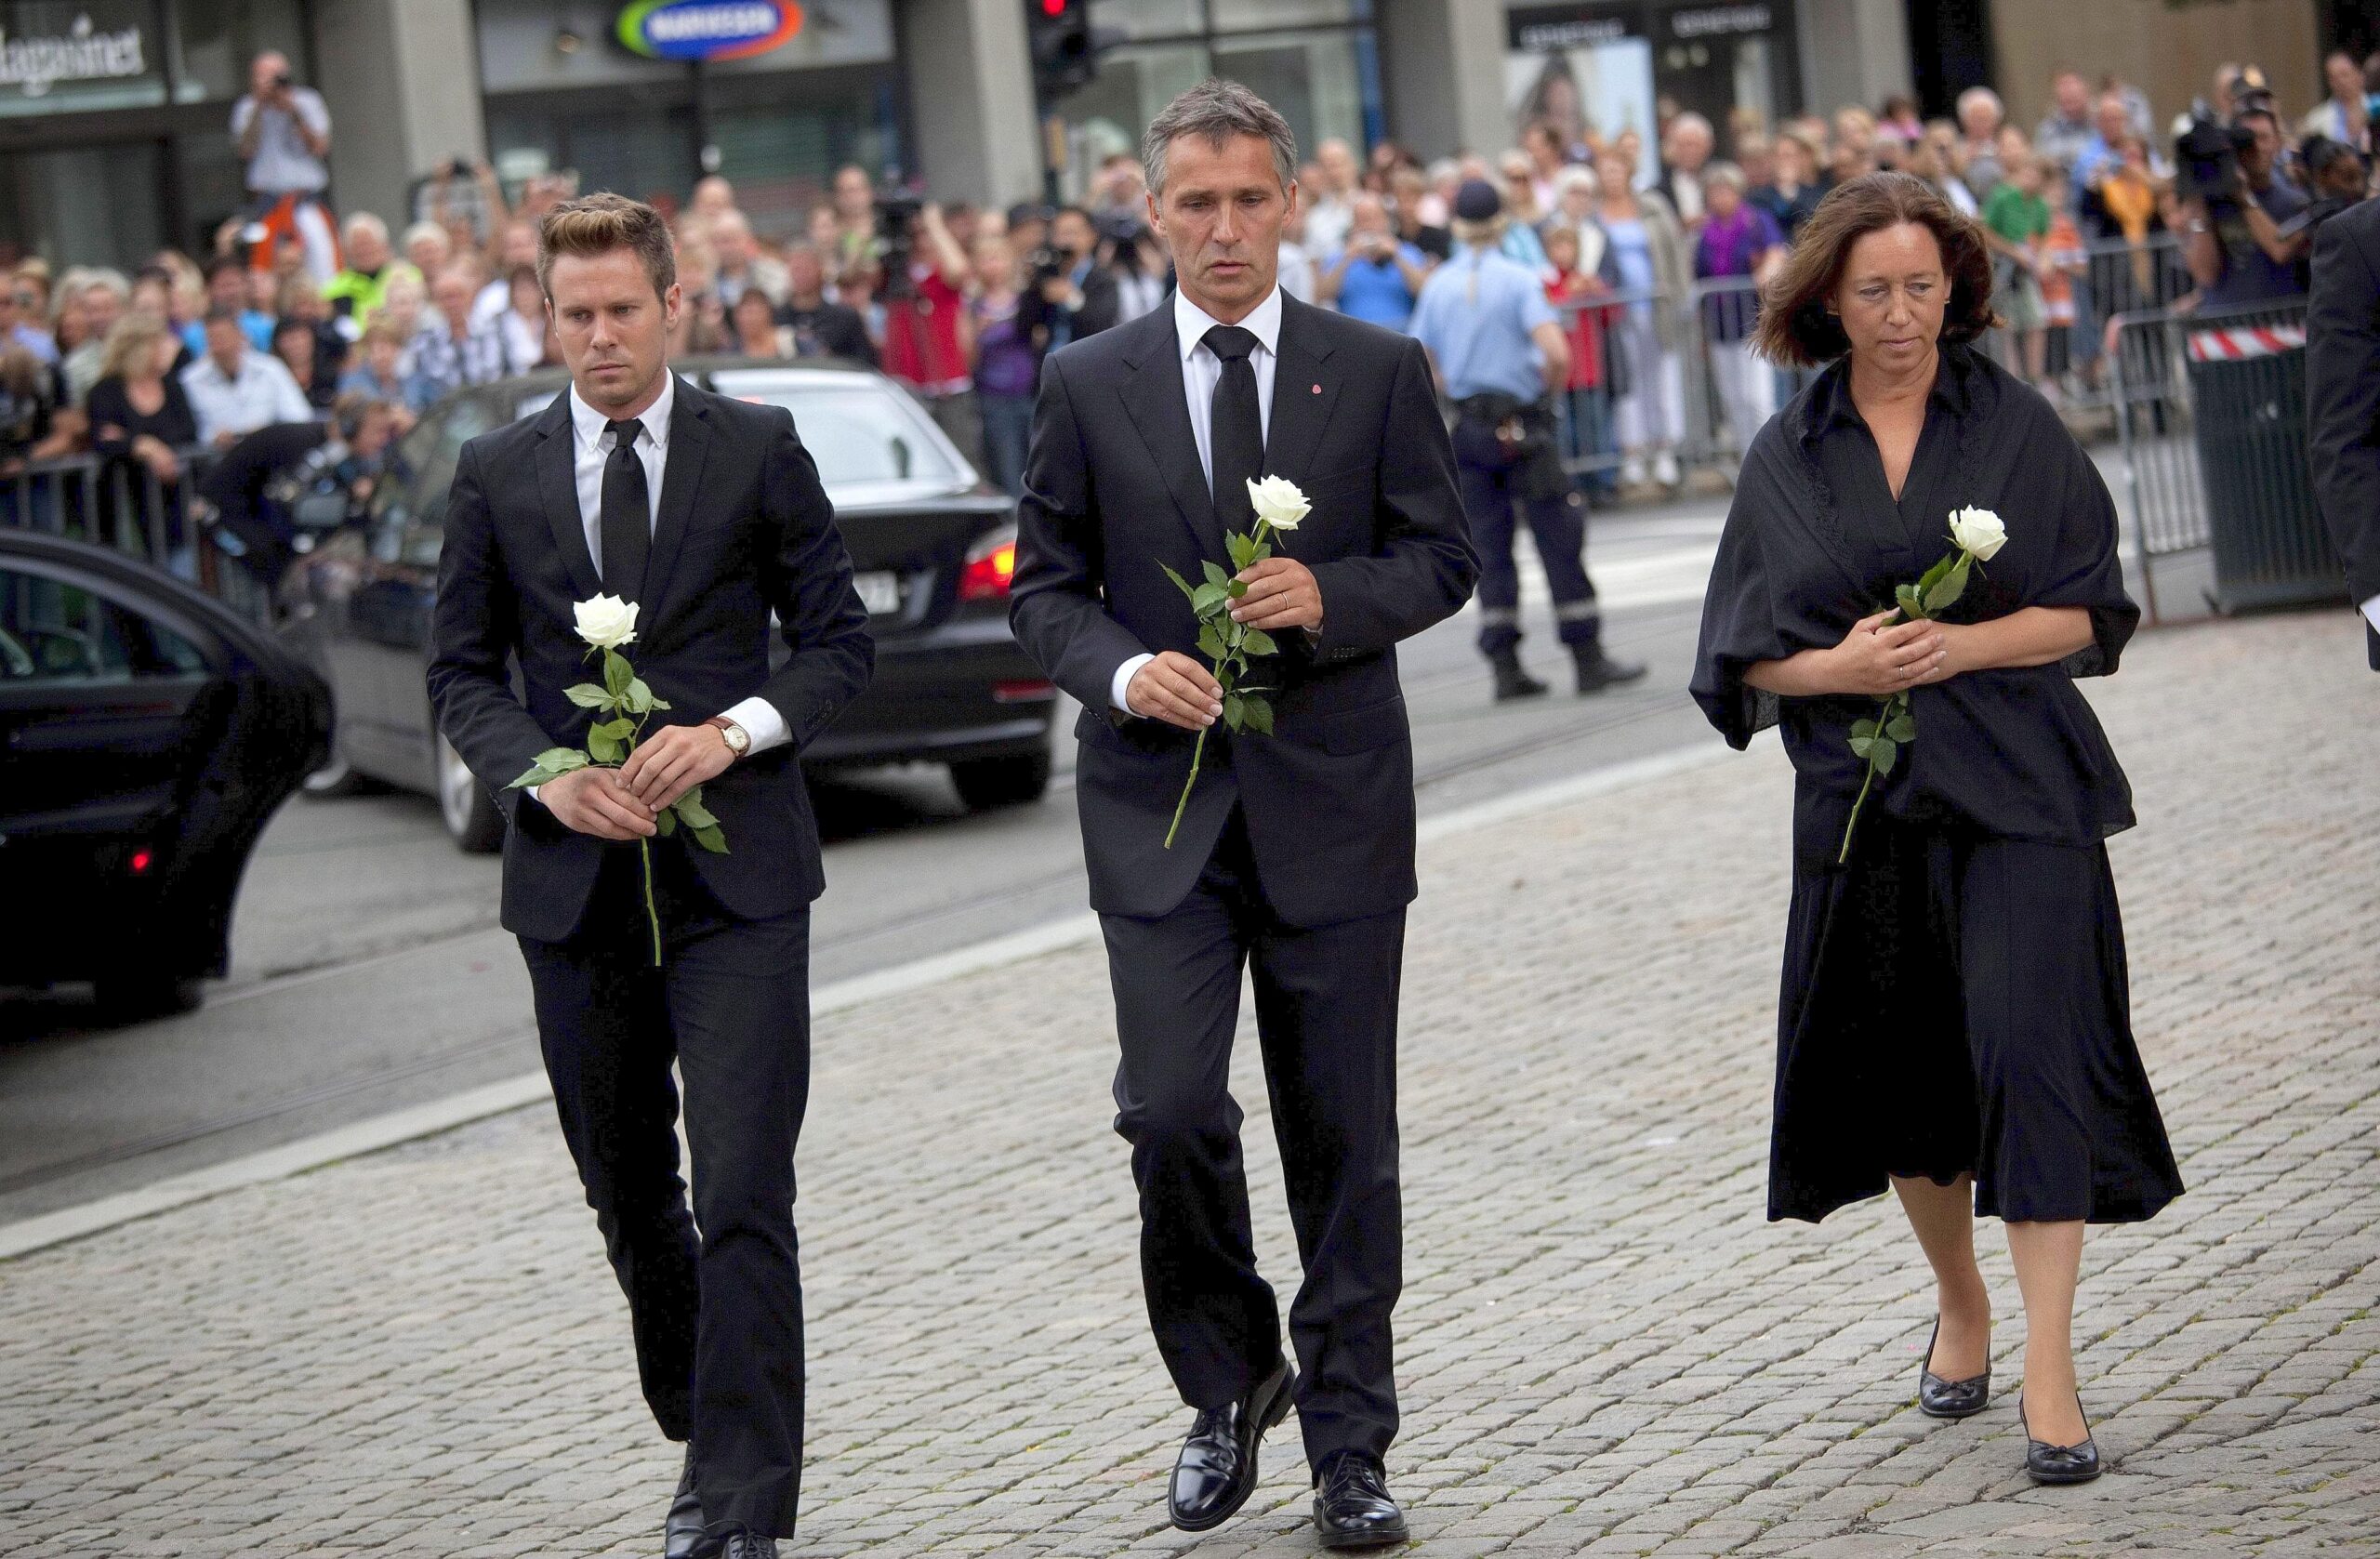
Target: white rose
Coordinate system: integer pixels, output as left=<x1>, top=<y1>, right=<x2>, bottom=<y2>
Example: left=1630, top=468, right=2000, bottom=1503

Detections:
left=573, top=594, right=640, bottom=650
left=1246, top=475, right=1311, bottom=532
left=1948, top=506, right=2007, bottom=562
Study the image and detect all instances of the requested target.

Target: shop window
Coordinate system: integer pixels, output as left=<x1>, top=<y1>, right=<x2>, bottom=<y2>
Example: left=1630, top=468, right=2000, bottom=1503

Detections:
left=171, top=0, right=310, bottom=104
left=1210, top=29, right=1368, bottom=159
left=0, top=142, right=163, bottom=273
left=1055, top=43, right=1212, bottom=183
left=1210, top=0, right=1367, bottom=32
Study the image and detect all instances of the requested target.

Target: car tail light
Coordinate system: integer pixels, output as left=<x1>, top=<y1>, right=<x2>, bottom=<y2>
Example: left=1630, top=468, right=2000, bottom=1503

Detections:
left=129, top=849, right=153, bottom=876
left=992, top=680, right=1055, bottom=703
left=958, top=527, right=1019, bottom=602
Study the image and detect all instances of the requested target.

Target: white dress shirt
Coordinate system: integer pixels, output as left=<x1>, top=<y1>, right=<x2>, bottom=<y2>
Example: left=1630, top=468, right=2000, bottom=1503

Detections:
left=179, top=349, right=314, bottom=444
left=2363, top=594, right=2380, bottom=634
left=1111, top=286, right=1283, bottom=716
left=531, top=374, right=786, bottom=803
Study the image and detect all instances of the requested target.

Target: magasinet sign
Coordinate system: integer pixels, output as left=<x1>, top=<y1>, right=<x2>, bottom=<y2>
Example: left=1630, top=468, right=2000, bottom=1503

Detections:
left=615, top=0, right=802, bottom=60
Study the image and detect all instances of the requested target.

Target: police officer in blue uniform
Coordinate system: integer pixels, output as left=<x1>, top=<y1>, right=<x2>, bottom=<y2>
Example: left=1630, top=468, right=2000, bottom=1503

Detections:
left=1410, top=179, right=1646, bottom=701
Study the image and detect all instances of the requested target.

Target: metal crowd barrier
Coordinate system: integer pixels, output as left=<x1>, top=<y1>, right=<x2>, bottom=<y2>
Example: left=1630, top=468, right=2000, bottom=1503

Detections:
left=1544, top=276, right=1769, bottom=488
left=0, top=443, right=279, bottom=622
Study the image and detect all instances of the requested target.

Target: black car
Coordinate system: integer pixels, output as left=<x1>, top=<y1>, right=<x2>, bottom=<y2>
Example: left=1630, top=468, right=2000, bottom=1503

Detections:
left=0, top=531, right=332, bottom=1015
left=280, top=359, right=1058, bottom=852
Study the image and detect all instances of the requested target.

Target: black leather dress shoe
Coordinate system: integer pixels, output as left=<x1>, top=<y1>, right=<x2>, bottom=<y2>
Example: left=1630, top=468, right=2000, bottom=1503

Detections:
left=1917, top=1316, right=1990, bottom=1420
left=2019, top=1394, right=2102, bottom=1485
left=665, top=1447, right=705, bottom=1559
left=1168, top=1356, right=1295, bottom=1532
left=717, top=1536, right=776, bottom=1559
left=1313, top=1453, right=1408, bottom=1550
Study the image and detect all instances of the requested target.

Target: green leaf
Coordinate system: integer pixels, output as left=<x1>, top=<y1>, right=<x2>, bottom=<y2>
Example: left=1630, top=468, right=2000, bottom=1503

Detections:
left=654, top=806, right=679, bottom=836
left=507, top=746, right=589, bottom=788
left=1849, top=735, right=1874, bottom=760
left=588, top=726, right=622, bottom=763
left=1192, top=583, right=1230, bottom=617
left=564, top=682, right=613, bottom=708
left=674, top=788, right=719, bottom=830
left=1923, top=557, right=1972, bottom=616
left=1222, top=694, right=1245, bottom=732
left=1201, top=559, right=1231, bottom=589
left=1895, top=584, right=1924, bottom=618
left=689, top=823, right=729, bottom=854
left=1214, top=661, right=1236, bottom=692
left=1870, top=738, right=1899, bottom=775
left=1914, top=552, right=1956, bottom=598
left=625, top=679, right=655, bottom=714
left=1240, top=628, right=1278, bottom=657
left=1251, top=541, right=1274, bottom=564
left=1850, top=718, right=1878, bottom=740
left=603, top=648, right=633, bottom=696
left=1160, top=562, right=1198, bottom=603
left=1227, top=578, right=1249, bottom=599
left=1197, top=623, right=1226, bottom=658
left=1226, top=531, right=1259, bottom=571
left=1239, top=695, right=1273, bottom=735
left=1885, top=714, right=1916, bottom=742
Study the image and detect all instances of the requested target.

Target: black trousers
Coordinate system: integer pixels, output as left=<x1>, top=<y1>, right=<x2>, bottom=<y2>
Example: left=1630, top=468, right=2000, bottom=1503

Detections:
left=1100, top=810, right=1407, bottom=1472
left=1457, top=442, right=1602, bottom=656
left=519, top=843, right=811, bottom=1539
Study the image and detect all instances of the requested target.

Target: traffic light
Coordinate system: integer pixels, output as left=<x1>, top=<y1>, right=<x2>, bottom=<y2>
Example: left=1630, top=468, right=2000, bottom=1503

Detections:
left=1027, top=0, right=1097, bottom=102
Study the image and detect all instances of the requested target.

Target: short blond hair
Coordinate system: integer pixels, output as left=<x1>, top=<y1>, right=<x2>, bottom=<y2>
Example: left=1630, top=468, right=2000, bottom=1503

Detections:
left=538, top=192, right=677, bottom=301
left=99, top=312, right=173, bottom=382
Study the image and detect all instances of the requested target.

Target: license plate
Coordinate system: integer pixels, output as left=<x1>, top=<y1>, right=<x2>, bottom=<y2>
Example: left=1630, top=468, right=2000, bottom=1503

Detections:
left=853, top=572, right=902, bottom=615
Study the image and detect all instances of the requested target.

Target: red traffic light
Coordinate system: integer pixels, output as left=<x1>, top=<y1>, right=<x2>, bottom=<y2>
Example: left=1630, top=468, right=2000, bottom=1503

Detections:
left=1039, top=0, right=1067, bottom=13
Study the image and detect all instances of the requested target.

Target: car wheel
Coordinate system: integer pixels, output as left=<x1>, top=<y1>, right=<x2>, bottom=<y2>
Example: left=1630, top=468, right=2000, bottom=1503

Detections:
left=950, top=748, right=1052, bottom=811
left=437, top=734, right=507, bottom=854
left=93, top=975, right=205, bottom=1021
left=302, top=738, right=374, bottom=798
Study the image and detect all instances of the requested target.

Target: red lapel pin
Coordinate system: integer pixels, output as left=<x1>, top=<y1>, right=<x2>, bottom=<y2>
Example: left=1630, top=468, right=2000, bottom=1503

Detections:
left=1311, top=383, right=1321, bottom=393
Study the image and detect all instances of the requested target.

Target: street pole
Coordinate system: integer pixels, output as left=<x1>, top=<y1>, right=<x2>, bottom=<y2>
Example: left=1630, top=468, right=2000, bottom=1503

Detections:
left=690, top=59, right=720, bottom=182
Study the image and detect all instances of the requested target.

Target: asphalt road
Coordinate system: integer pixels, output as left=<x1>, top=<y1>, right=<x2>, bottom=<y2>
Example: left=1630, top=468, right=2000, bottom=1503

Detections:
left=0, top=500, right=1728, bottom=1227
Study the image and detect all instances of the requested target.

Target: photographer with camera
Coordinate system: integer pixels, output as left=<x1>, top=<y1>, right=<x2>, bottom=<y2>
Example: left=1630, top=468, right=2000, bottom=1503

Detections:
left=2176, top=102, right=2311, bottom=306
left=878, top=196, right=979, bottom=462
left=231, top=52, right=337, bottom=284
left=1025, top=206, right=1121, bottom=352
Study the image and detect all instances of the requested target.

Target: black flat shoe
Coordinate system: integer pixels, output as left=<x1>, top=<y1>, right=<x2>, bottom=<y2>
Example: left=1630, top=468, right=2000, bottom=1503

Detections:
left=1917, top=1316, right=1990, bottom=1420
left=1313, top=1453, right=1408, bottom=1550
left=665, top=1446, right=706, bottom=1558
left=1572, top=647, right=1648, bottom=695
left=1168, top=1357, right=1295, bottom=1533
left=2019, top=1393, right=2102, bottom=1485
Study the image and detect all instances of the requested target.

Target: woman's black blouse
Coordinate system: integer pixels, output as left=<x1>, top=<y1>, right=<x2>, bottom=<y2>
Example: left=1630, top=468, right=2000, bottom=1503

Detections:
left=86, top=374, right=198, bottom=459
left=1690, top=344, right=2139, bottom=872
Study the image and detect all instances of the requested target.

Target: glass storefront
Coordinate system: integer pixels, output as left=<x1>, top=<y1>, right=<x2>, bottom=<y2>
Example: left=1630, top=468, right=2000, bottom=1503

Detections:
left=1051, top=0, right=1384, bottom=198
left=1504, top=2, right=1803, bottom=179
left=476, top=0, right=901, bottom=239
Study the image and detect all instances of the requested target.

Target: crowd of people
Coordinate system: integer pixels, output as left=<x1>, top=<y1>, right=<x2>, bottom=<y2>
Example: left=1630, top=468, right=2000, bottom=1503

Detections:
left=6, top=45, right=2377, bottom=574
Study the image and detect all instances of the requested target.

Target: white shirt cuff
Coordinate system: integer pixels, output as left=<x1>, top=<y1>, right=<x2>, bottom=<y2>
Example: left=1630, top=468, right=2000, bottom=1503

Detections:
left=2361, top=593, right=2380, bottom=633
left=1111, top=653, right=1155, bottom=717
left=720, top=695, right=791, bottom=755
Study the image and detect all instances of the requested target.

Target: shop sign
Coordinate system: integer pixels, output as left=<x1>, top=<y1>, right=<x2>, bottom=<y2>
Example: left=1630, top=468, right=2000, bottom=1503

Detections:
left=0, top=13, right=146, bottom=99
left=615, top=0, right=802, bottom=60
left=1668, top=5, right=1772, bottom=39
left=1509, top=5, right=1641, bottom=52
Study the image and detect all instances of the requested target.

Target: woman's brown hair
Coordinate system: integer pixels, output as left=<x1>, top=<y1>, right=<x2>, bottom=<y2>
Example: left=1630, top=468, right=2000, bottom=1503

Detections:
left=1752, top=170, right=1998, bottom=367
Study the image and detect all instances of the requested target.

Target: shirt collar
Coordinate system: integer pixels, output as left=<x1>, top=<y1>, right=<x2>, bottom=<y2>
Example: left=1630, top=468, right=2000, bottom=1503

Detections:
left=569, top=369, right=676, bottom=452
left=1175, top=284, right=1283, bottom=363
left=1807, top=344, right=1974, bottom=438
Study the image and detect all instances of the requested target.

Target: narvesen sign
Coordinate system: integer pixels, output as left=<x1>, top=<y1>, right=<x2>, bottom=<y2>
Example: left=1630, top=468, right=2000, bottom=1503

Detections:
left=615, top=0, right=802, bottom=61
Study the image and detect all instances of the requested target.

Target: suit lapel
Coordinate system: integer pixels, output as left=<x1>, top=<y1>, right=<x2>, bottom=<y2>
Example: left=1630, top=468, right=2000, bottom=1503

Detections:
left=533, top=393, right=602, bottom=601
left=1263, top=297, right=1342, bottom=510
left=640, top=376, right=711, bottom=619
left=1117, top=310, right=1230, bottom=562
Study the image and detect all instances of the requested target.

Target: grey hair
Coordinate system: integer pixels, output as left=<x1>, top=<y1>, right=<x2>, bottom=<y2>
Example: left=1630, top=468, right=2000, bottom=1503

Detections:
left=1142, top=78, right=1299, bottom=198
left=1955, top=86, right=2003, bottom=124
left=1701, top=161, right=1747, bottom=193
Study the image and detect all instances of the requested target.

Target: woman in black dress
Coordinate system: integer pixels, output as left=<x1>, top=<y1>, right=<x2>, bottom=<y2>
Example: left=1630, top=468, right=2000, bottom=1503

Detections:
left=1690, top=173, right=2182, bottom=1485
left=86, top=312, right=200, bottom=572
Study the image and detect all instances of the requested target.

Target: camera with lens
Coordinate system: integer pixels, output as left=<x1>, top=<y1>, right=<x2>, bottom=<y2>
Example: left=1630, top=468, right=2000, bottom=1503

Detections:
left=873, top=189, right=921, bottom=297
left=2175, top=114, right=2256, bottom=205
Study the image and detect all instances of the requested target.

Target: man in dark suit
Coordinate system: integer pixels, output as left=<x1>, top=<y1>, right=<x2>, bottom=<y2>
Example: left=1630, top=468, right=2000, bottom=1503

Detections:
left=427, top=193, right=871, bottom=1559
left=2306, top=192, right=2380, bottom=669
left=1011, top=81, right=1475, bottom=1550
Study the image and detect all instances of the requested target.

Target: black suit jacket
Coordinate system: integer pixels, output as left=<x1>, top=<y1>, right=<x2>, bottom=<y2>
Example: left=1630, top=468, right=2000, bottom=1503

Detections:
left=2307, top=198, right=2380, bottom=669
left=1011, top=295, right=1476, bottom=929
left=427, top=375, right=874, bottom=942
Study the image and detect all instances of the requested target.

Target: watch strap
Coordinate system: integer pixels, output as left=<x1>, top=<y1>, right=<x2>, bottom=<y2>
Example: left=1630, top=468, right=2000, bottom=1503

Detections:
left=704, top=714, right=747, bottom=755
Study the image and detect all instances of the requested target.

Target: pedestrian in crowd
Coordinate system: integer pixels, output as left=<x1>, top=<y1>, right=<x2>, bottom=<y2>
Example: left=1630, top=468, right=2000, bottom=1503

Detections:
left=86, top=313, right=196, bottom=569
left=879, top=202, right=977, bottom=463
left=494, top=265, right=556, bottom=374
left=2067, top=90, right=2138, bottom=201
left=2180, top=103, right=2312, bottom=306
left=1593, top=148, right=1690, bottom=491
left=402, top=221, right=454, bottom=288
left=2302, top=50, right=2369, bottom=146
left=1540, top=221, right=1621, bottom=496
left=1831, top=106, right=1882, bottom=183
left=967, top=234, right=1035, bottom=498
left=2039, top=175, right=2090, bottom=390
left=405, top=267, right=507, bottom=411
left=1659, top=111, right=1717, bottom=229
left=180, top=305, right=311, bottom=448
left=836, top=257, right=883, bottom=348
left=1982, top=152, right=2052, bottom=389
left=1956, top=87, right=2007, bottom=201
left=712, top=211, right=790, bottom=310
left=0, top=270, right=56, bottom=365
left=1694, top=171, right=2183, bottom=1489
left=1029, top=205, right=1121, bottom=350
left=276, top=273, right=349, bottom=377
left=728, top=286, right=788, bottom=361
left=376, top=270, right=427, bottom=362
left=427, top=191, right=874, bottom=1559
left=1906, top=130, right=1979, bottom=218
left=60, top=269, right=127, bottom=406
left=685, top=173, right=738, bottom=241
left=323, top=214, right=417, bottom=334
left=472, top=218, right=544, bottom=326
left=780, top=244, right=874, bottom=363
left=1304, top=135, right=1361, bottom=256
left=672, top=236, right=730, bottom=357
left=272, top=316, right=338, bottom=414
left=1734, top=131, right=1778, bottom=202
left=1693, top=163, right=1786, bottom=457
left=1413, top=178, right=1645, bottom=702
left=268, top=391, right=400, bottom=527
left=1875, top=93, right=1925, bottom=156
left=1752, top=130, right=1826, bottom=243
left=1106, top=216, right=1171, bottom=322
left=1494, top=152, right=1553, bottom=270
left=1316, top=193, right=1432, bottom=332
left=2035, top=70, right=2096, bottom=174
left=1520, top=118, right=1570, bottom=216
left=231, top=50, right=337, bottom=283
left=831, top=164, right=881, bottom=272
left=199, top=257, right=272, bottom=355
left=337, top=320, right=411, bottom=409
left=2306, top=176, right=2380, bottom=669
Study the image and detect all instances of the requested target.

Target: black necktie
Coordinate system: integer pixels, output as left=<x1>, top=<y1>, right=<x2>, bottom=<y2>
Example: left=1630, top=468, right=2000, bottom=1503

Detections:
left=600, top=418, right=650, bottom=601
left=1204, top=324, right=1263, bottom=535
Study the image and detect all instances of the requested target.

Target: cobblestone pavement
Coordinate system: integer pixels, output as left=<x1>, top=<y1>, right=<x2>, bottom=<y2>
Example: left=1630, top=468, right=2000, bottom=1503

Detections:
left=4, top=611, right=2375, bottom=1558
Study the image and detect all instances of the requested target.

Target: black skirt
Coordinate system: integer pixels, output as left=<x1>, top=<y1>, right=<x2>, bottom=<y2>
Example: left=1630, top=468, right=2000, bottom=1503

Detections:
left=1770, top=814, right=2184, bottom=1225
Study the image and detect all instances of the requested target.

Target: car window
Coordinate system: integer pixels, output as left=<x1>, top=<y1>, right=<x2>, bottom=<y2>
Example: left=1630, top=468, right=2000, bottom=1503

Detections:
left=0, top=569, right=205, bottom=684
left=706, top=375, right=963, bottom=487
left=399, top=400, right=497, bottom=565
left=517, top=390, right=558, bottom=422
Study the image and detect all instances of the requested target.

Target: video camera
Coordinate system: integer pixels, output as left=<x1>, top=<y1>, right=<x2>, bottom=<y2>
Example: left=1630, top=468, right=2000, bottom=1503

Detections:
left=2175, top=115, right=2256, bottom=205
left=874, top=185, right=923, bottom=299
